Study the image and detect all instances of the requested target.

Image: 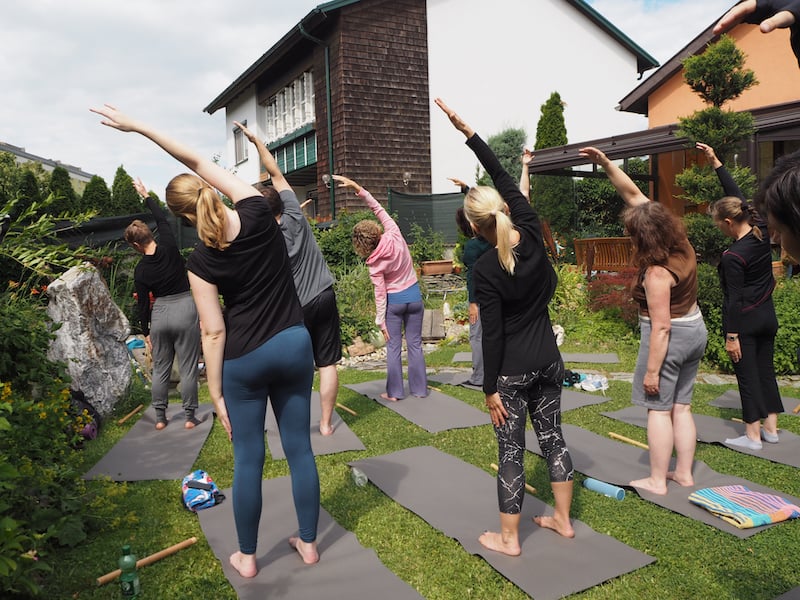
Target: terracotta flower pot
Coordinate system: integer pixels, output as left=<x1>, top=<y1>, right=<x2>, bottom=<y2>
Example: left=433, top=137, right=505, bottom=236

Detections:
left=420, top=260, right=453, bottom=275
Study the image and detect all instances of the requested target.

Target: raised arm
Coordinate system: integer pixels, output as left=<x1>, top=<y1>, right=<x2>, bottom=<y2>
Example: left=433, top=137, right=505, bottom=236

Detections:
left=434, top=98, right=475, bottom=139
left=579, top=146, right=649, bottom=207
left=234, top=121, right=291, bottom=193
left=91, top=104, right=258, bottom=203
left=697, top=142, right=744, bottom=200
left=436, top=97, right=528, bottom=214
left=519, top=149, right=534, bottom=201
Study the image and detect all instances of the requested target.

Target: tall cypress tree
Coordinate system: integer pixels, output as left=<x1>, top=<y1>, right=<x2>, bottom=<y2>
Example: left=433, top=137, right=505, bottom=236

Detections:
left=48, top=166, right=79, bottom=216
left=531, top=92, right=575, bottom=239
left=111, top=165, right=144, bottom=215
left=13, top=170, right=43, bottom=222
left=81, top=175, right=112, bottom=215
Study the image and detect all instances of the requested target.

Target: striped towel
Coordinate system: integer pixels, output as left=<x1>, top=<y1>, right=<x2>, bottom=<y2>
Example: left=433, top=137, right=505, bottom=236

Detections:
left=689, top=485, right=800, bottom=529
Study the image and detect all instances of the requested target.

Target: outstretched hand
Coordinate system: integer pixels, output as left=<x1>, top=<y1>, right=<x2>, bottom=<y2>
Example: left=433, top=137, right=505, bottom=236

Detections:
left=434, top=98, right=475, bottom=138
left=233, top=120, right=257, bottom=143
left=90, top=104, right=140, bottom=133
left=133, top=177, right=148, bottom=199
left=578, top=146, right=609, bottom=167
left=521, top=148, right=535, bottom=166
left=332, top=174, right=362, bottom=194
left=695, top=142, right=722, bottom=168
left=447, top=177, right=468, bottom=189
left=714, top=0, right=797, bottom=35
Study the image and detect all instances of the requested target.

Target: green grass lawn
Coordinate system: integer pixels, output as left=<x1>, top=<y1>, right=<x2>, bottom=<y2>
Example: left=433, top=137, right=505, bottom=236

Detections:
left=49, top=325, right=800, bottom=599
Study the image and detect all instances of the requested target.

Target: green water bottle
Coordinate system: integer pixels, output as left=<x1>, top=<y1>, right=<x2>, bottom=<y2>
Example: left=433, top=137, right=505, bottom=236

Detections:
left=119, top=544, right=140, bottom=599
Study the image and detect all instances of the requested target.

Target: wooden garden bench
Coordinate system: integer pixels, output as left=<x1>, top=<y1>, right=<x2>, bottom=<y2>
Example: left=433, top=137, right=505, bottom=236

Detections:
left=573, top=236, right=633, bottom=278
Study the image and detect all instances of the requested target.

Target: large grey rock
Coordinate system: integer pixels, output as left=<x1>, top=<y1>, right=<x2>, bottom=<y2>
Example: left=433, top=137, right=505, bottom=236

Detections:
left=46, top=263, right=131, bottom=416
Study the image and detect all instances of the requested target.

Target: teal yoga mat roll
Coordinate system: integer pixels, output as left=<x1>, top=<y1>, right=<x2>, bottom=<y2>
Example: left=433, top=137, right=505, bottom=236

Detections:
left=583, top=477, right=625, bottom=500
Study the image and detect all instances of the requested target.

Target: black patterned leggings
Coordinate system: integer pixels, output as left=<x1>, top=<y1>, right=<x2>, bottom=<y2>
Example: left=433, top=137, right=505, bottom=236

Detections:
left=494, top=359, right=573, bottom=514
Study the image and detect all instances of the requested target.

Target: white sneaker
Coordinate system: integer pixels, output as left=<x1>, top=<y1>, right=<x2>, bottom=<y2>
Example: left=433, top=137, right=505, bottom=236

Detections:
left=761, top=429, right=779, bottom=444
left=724, top=435, right=762, bottom=450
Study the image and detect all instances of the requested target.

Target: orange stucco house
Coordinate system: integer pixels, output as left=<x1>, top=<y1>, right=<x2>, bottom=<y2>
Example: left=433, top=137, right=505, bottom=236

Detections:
left=531, top=16, right=800, bottom=216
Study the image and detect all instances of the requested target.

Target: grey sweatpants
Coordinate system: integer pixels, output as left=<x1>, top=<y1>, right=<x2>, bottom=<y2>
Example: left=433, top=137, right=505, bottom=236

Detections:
left=149, top=291, right=201, bottom=416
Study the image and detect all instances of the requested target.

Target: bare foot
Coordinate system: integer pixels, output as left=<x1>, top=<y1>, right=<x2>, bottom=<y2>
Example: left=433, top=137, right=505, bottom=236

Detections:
left=666, top=471, right=694, bottom=487
left=533, top=515, right=575, bottom=538
left=380, top=393, right=399, bottom=402
left=288, top=536, right=319, bottom=564
left=229, top=551, right=258, bottom=578
left=478, top=531, right=521, bottom=556
left=629, top=477, right=668, bottom=495
left=319, top=423, right=334, bottom=436
left=185, top=418, right=201, bottom=430
left=155, top=420, right=167, bottom=431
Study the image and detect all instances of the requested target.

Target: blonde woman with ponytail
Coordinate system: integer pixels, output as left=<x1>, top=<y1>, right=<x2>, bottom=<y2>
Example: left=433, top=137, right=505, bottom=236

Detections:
left=92, top=105, right=320, bottom=578
left=701, top=142, right=784, bottom=450
left=436, top=98, right=575, bottom=555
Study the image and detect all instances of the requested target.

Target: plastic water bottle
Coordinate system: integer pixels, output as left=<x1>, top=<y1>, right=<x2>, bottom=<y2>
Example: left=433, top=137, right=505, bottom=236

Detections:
left=351, top=466, right=368, bottom=487
left=119, top=544, right=140, bottom=599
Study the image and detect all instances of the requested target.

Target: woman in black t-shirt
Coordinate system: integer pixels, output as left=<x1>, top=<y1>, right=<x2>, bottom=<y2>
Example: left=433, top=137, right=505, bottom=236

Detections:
left=92, top=104, right=320, bottom=579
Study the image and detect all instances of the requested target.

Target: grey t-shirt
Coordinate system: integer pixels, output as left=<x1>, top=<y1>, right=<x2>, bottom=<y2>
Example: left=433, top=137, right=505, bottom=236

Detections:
left=279, top=189, right=335, bottom=307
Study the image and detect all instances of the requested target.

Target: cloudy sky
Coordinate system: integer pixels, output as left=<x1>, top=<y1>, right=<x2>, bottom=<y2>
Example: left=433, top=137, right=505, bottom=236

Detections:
left=1, top=0, right=736, bottom=196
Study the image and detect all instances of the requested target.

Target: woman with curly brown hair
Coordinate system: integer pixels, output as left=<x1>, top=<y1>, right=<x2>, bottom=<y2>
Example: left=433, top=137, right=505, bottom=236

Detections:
left=580, top=146, right=708, bottom=496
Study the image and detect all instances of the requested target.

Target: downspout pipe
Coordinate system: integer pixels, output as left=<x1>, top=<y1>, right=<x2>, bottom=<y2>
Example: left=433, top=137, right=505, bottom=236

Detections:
left=298, top=18, right=336, bottom=220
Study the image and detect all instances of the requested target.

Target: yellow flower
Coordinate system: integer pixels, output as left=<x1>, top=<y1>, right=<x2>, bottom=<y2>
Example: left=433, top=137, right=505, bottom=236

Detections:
left=39, top=412, right=47, bottom=419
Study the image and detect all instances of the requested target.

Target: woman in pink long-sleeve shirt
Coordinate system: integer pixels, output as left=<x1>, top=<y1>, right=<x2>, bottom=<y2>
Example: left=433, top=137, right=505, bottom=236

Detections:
left=334, top=175, right=428, bottom=401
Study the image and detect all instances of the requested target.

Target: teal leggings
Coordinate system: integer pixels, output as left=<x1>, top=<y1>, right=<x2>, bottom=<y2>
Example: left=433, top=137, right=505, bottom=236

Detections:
left=222, top=324, right=319, bottom=554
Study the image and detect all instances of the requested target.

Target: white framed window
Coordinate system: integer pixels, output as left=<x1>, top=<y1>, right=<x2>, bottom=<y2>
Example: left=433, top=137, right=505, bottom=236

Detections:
left=233, top=122, right=248, bottom=164
left=261, top=71, right=316, bottom=144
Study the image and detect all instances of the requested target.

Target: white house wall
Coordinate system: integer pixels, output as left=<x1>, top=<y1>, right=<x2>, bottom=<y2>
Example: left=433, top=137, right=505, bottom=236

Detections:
left=225, top=88, right=259, bottom=183
left=427, top=0, right=650, bottom=192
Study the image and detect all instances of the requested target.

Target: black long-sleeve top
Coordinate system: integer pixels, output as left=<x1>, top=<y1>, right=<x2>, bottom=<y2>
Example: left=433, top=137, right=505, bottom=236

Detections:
left=466, top=134, right=560, bottom=395
left=133, top=197, right=191, bottom=335
left=715, top=165, right=775, bottom=335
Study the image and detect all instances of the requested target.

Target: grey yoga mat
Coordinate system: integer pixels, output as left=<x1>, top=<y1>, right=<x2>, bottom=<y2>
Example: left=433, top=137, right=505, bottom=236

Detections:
left=561, top=352, right=620, bottom=364
left=264, top=391, right=365, bottom=459
left=197, top=476, right=423, bottom=600
left=709, top=388, right=800, bottom=414
left=350, top=446, right=654, bottom=600
left=451, top=351, right=620, bottom=364
left=427, top=370, right=482, bottom=390
left=526, top=424, right=800, bottom=538
left=344, top=380, right=490, bottom=432
left=425, top=372, right=611, bottom=413
left=603, top=405, right=800, bottom=469
left=82, top=403, right=214, bottom=481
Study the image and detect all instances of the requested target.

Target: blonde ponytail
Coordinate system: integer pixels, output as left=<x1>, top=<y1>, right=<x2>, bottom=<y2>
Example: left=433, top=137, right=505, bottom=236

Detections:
left=464, top=186, right=518, bottom=275
left=166, top=173, right=230, bottom=250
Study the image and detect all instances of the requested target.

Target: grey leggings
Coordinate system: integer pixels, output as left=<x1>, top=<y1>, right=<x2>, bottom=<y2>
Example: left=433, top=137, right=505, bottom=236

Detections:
left=494, top=359, right=573, bottom=514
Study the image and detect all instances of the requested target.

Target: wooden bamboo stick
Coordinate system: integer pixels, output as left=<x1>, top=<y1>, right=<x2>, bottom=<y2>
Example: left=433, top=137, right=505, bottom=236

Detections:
left=117, top=404, right=143, bottom=425
left=609, top=432, right=649, bottom=450
left=490, top=463, right=536, bottom=494
left=793, top=403, right=800, bottom=414
left=96, top=537, right=198, bottom=586
left=731, top=417, right=744, bottom=424
left=335, top=402, right=358, bottom=416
